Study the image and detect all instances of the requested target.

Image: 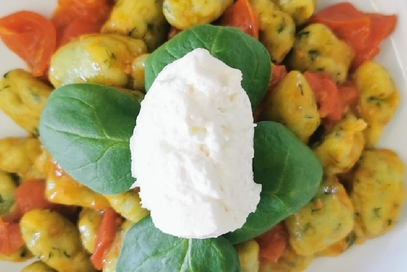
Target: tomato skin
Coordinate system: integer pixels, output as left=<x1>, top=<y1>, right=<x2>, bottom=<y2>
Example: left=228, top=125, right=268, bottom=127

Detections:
left=255, top=222, right=288, bottom=262
left=220, top=0, right=259, bottom=39
left=337, top=80, right=359, bottom=114
left=52, top=0, right=112, bottom=46
left=310, top=2, right=397, bottom=69
left=351, top=13, right=396, bottom=68
left=0, top=11, right=56, bottom=77
left=14, top=179, right=56, bottom=214
left=91, top=208, right=122, bottom=270
left=58, top=18, right=102, bottom=46
left=304, top=72, right=342, bottom=121
left=52, top=0, right=112, bottom=31
left=309, top=2, right=371, bottom=51
left=0, top=219, right=24, bottom=256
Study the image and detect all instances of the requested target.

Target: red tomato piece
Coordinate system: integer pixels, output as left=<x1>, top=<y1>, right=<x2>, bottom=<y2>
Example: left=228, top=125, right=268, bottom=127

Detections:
left=351, top=13, right=397, bottom=68
left=91, top=208, right=122, bottom=270
left=58, top=18, right=102, bottom=46
left=309, top=2, right=371, bottom=51
left=255, top=222, right=288, bottom=262
left=304, top=72, right=342, bottom=121
left=310, top=2, right=397, bottom=69
left=14, top=179, right=56, bottom=214
left=0, top=11, right=56, bottom=77
left=0, top=219, right=24, bottom=256
left=220, top=0, right=259, bottom=39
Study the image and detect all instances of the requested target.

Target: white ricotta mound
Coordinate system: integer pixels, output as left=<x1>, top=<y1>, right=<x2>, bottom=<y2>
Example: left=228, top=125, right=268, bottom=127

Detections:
left=130, top=48, right=261, bottom=239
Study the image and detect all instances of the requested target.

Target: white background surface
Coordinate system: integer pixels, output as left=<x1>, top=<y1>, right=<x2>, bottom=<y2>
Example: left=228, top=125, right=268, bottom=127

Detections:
left=0, top=0, right=406, bottom=271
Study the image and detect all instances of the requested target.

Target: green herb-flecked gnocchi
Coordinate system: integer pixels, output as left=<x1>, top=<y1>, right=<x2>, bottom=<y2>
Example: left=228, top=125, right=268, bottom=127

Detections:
left=313, top=114, right=366, bottom=175
left=351, top=149, right=406, bottom=240
left=260, top=71, right=320, bottom=143
left=102, top=0, right=169, bottom=52
left=77, top=208, right=103, bottom=254
left=271, top=0, right=317, bottom=25
left=288, top=23, right=354, bottom=83
left=0, top=137, right=42, bottom=178
left=0, top=69, right=52, bottom=136
left=104, top=191, right=149, bottom=223
left=20, top=209, right=95, bottom=272
left=353, top=61, right=400, bottom=146
left=163, top=0, right=233, bottom=30
left=49, top=34, right=147, bottom=88
left=250, top=0, right=296, bottom=63
left=285, top=176, right=354, bottom=256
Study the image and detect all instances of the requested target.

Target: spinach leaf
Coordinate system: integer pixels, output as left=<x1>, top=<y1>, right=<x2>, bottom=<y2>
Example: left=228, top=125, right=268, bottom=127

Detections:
left=117, top=217, right=240, bottom=272
left=224, top=121, right=322, bottom=244
left=144, top=24, right=271, bottom=110
left=39, top=84, right=140, bottom=194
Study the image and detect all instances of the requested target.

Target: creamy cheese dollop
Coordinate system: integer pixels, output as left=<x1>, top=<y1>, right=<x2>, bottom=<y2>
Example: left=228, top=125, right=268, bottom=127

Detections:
left=130, top=48, right=261, bottom=239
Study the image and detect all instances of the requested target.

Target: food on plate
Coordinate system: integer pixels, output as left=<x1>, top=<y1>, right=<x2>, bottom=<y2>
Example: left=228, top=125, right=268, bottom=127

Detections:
left=271, top=0, right=317, bottom=26
left=351, top=149, right=405, bottom=240
left=0, top=0, right=405, bottom=271
left=259, top=70, right=320, bottom=142
left=0, top=11, right=56, bottom=77
left=287, top=23, right=354, bottom=83
left=313, top=113, right=366, bottom=175
left=250, top=0, right=296, bottom=63
left=130, top=48, right=261, bottom=239
left=0, top=69, right=52, bottom=136
left=102, top=0, right=169, bottom=52
left=162, top=0, right=233, bottom=30
left=49, top=34, right=147, bottom=88
left=285, top=175, right=354, bottom=256
left=20, top=209, right=95, bottom=271
left=353, top=61, right=400, bottom=146
left=0, top=137, right=42, bottom=178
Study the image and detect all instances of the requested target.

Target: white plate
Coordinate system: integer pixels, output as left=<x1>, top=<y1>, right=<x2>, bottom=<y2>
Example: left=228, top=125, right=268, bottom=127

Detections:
left=0, top=0, right=406, bottom=271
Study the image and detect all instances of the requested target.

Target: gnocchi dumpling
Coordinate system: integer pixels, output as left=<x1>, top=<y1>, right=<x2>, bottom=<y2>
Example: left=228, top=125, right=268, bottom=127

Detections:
left=163, top=0, right=233, bottom=30
left=313, top=114, right=366, bottom=174
left=0, top=137, right=42, bottom=178
left=260, top=71, right=320, bottom=143
left=271, top=0, right=317, bottom=25
left=0, top=69, right=52, bottom=136
left=49, top=34, right=147, bottom=88
left=250, top=0, right=296, bottom=63
left=77, top=208, right=103, bottom=254
left=285, top=176, right=354, bottom=256
left=287, top=23, right=354, bottom=83
left=104, top=190, right=149, bottom=224
left=351, top=149, right=405, bottom=239
left=235, top=240, right=260, bottom=272
left=20, top=209, right=95, bottom=272
left=353, top=61, right=399, bottom=146
left=102, top=0, right=169, bottom=51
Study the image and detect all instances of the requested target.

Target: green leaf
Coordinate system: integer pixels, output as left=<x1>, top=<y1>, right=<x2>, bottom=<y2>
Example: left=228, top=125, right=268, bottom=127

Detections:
left=144, top=24, right=271, bottom=110
left=38, top=83, right=140, bottom=194
left=224, top=121, right=322, bottom=244
left=117, top=217, right=240, bottom=272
